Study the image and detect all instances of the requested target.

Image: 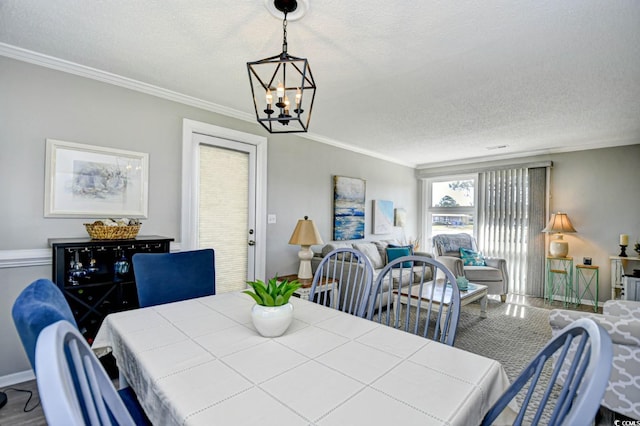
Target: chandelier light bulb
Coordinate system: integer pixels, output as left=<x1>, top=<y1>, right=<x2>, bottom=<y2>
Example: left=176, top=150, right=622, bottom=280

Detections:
left=265, top=89, right=273, bottom=106
left=284, top=95, right=290, bottom=113
left=276, top=82, right=285, bottom=99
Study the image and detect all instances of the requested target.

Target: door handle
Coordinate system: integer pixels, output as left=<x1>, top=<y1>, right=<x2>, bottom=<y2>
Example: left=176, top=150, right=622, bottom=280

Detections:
left=248, top=240, right=256, bottom=246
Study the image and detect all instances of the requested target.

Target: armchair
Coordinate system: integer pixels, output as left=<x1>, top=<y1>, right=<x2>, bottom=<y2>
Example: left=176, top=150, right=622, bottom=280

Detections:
left=432, top=233, right=509, bottom=302
left=549, top=300, right=640, bottom=420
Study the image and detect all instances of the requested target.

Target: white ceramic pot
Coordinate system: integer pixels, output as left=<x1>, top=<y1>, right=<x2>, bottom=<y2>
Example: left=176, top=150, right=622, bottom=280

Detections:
left=251, top=303, right=294, bottom=337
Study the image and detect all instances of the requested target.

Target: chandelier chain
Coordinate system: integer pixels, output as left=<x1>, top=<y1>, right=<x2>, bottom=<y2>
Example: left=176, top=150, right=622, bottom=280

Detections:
left=282, top=12, right=288, bottom=54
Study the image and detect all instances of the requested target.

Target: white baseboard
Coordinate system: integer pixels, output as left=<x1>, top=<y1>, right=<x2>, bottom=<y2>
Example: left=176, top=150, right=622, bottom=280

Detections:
left=550, top=295, right=599, bottom=308
left=0, top=370, right=35, bottom=387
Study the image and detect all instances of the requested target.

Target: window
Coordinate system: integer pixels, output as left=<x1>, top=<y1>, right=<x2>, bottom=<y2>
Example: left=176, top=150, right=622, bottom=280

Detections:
left=422, top=165, right=548, bottom=296
left=426, top=176, right=477, bottom=242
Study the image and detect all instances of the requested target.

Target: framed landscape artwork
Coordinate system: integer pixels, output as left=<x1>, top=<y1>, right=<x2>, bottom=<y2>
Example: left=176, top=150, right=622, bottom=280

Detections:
left=44, top=139, right=149, bottom=218
left=373, top=200, right=394, bottom=234
left=333, top=176, right=365, bottom=240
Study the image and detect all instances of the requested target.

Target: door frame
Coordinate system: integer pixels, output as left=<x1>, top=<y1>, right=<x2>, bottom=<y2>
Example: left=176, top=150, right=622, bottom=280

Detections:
left=181, top=118, right=267, bottom=281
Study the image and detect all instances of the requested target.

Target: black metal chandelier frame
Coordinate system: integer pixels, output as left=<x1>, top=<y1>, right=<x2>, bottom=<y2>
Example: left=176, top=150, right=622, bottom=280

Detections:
left=247, top=0, right=316, bottom=134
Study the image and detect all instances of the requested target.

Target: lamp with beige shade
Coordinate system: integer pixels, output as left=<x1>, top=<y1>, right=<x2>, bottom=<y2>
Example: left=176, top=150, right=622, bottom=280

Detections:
left=289, top=216, right=323, bottom=280
left=542, top=212, right=577, bottom=258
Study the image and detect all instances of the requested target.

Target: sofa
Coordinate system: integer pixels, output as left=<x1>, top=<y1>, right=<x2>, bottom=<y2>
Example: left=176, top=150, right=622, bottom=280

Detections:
left=432, top=233, right=509, bottom=302
left=311, top=240, right=434, bottom=313
left=549, top=300, right=640, bottom=420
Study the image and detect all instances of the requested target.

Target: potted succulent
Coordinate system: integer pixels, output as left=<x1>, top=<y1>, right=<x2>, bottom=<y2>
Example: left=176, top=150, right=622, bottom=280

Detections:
left=244, top=276, right=302, bottom=337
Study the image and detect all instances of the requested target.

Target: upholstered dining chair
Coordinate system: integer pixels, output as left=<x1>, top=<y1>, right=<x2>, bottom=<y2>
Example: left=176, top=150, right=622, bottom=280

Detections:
left=482, top=318, right=612, bottom=426
left=12, top=279, right=150, bottom=425
left=432, top=233, right=509, bottom=302
left=367, top=255, right=461, bottom=346
left=310, top=247, right=375, bottom=317
left=35, top=320, right=144, bottom=426
left=12, top=278, right=78, bottom=371
left=132, top=248, right=215, bottom=307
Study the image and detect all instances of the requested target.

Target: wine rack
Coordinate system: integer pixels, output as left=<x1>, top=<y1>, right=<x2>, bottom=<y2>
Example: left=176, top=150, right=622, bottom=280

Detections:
left=49, top=236, right=173, bottom=343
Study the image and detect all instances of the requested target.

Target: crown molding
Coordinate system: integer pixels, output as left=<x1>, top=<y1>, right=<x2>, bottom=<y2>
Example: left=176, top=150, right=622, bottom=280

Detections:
left=0, top=42, right=415, bottom=169
left=0, top=42, right=253, bottom=123
left=299, top=132, right=416, bottom=168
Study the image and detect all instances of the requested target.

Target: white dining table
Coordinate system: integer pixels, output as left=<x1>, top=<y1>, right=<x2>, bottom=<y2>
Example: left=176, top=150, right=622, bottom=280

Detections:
left=93, top=292, right=516, bottom=426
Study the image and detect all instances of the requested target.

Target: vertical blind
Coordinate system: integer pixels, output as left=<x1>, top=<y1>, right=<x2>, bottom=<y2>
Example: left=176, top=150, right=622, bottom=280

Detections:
left=477, top=168, right=528, bottom=294
left=199, top=145, right=249, bottom=293
left=477, top=167, right=547, bottom=295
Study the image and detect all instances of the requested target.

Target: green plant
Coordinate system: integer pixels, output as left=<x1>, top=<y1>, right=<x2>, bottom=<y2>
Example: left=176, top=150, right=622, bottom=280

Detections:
left=243, top=276, right=302, bottom=306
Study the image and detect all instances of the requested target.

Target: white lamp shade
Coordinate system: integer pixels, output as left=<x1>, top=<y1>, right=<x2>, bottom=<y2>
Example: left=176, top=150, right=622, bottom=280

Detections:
left=542, top=212, right=577, bottom=233
left=542, top=212, right=576, bottom=258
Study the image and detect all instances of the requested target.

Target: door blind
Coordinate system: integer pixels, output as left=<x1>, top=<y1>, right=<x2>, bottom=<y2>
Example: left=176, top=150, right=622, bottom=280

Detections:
left=199, top=145, right=249, bottom=293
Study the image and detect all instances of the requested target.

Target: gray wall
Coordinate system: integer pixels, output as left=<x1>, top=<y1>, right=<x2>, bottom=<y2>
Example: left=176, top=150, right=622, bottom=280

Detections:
left=0, top=56, right=417, bottom=380
left=266, top=136, right=418, bottom=277
left=548, top=146, right=640, bottom=300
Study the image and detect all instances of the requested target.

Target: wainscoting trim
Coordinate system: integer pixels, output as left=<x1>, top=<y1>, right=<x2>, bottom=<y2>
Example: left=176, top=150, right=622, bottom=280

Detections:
left=0, top=243, right=182, bottom=269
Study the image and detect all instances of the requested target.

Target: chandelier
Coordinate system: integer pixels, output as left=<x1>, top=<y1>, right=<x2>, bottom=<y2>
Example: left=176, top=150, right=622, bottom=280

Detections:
left=247, top=0, right=316, bottom=133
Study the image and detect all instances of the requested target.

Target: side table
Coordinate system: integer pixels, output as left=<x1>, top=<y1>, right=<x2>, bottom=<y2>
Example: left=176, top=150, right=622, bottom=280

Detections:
left=546, top=256, right=575, bottom=307
left=575, top=264, right=599, bottom=311
left=277, top=274, right=338, bottom=304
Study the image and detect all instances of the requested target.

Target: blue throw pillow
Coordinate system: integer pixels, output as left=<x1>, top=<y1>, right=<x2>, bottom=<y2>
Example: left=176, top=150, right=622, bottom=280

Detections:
left=460, top=247, right=486, bottom=266
left=386, top=246, right=412, bottom=268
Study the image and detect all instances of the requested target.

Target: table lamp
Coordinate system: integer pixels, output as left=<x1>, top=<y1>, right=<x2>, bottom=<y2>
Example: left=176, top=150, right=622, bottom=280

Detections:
left=542, top=212, right=577, bottom=258
left=288, top=216, right=323, bottom=280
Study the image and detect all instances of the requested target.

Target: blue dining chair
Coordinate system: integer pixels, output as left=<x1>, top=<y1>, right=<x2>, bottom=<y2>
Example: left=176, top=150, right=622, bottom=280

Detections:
left=368, top=255, right=461, bottom=346
left=481, top=318, right=613, bottom=426
left=12, top=279, right=150, bottom=425
left=12, top=278, right=78, bottom=371
left=132, top=248, right=216, bottom=307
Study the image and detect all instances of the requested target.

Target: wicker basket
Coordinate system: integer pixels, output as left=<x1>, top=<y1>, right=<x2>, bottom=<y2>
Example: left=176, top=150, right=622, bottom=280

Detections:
left=84, top=224, right=141, bottom=240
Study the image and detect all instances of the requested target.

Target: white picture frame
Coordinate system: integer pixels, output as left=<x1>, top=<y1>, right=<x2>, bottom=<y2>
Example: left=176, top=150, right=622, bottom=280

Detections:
left=44, top=139, right=149, bottom=218
left=372, top=199, right=394, bottom=234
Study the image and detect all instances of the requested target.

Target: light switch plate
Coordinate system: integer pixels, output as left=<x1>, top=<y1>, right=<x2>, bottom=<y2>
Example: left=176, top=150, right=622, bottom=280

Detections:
left=267, top=214, right=277, bottom=224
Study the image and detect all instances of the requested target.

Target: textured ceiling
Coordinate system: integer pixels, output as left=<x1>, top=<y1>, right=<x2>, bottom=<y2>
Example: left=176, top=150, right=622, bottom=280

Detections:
left=1, top=0, right=639, bottom=167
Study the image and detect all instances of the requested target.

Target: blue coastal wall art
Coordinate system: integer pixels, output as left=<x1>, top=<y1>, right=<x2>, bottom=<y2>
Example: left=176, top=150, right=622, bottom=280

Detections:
left=333, top=176, right=365, bottom=240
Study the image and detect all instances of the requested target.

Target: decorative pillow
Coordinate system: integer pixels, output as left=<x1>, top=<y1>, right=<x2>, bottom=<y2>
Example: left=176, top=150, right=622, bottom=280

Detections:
left=353, top=242, right=384, bottom=269
left=321, top=242, right=353, bottom=260
left=373, top=241, right=390, bottom=263
left=388, top=243, right=414, bottom=252
left=386, top=246, right=412, bottom=268
left=460, top=248, right=486, bottom=266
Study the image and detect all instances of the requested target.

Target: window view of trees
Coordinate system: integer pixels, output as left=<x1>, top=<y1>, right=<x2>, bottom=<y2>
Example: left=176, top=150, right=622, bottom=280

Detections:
left=430, top=178, right=475, bottom=235
left=436, top=195, right=458, bottom=207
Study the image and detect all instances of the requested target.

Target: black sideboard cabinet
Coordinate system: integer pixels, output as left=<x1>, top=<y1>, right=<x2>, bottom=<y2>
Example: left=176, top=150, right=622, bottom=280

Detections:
left=49, top=235, right=174, bottom=343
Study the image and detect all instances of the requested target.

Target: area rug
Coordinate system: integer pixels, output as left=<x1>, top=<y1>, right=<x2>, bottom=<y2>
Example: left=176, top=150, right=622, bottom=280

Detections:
left=453, top=298, right=552, bottom=381
left=455, top=298, right=559, bottom=424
